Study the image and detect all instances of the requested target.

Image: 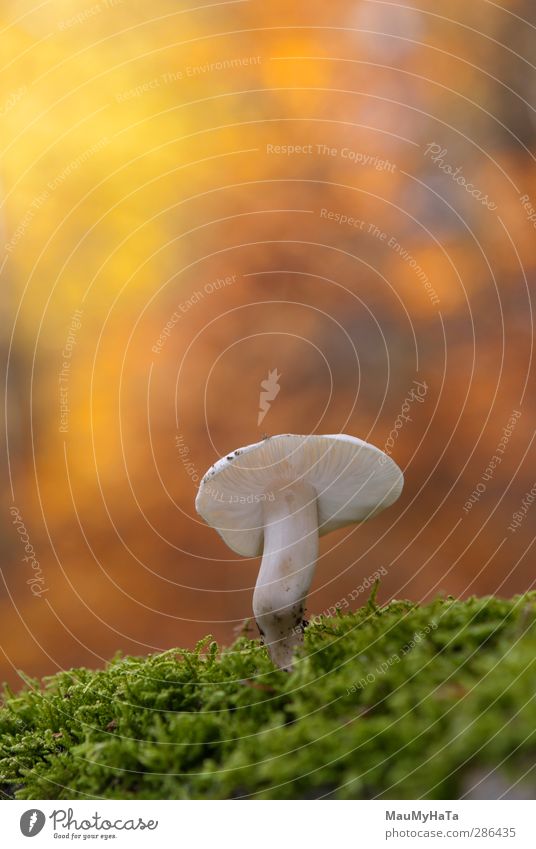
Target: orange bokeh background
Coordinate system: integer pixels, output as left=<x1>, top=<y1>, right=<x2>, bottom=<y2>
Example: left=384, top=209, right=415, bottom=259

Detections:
left=1, top=0, right=535, bottom=686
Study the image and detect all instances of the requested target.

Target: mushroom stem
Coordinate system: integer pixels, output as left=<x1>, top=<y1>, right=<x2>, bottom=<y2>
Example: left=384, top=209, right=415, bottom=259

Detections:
left=253, top=481, right=319, bottom=671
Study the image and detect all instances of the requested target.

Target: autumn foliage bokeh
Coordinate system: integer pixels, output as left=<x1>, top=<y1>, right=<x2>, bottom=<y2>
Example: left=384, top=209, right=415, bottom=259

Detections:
left=1, top=0, right=535, bottom=686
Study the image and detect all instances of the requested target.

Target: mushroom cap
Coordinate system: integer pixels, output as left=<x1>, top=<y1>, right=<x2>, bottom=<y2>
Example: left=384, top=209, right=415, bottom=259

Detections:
left=195, top=433, right=404, bottom=557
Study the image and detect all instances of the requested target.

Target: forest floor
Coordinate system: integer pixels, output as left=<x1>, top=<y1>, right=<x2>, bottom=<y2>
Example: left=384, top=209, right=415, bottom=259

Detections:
left=1, top=590, right=535, bottom=800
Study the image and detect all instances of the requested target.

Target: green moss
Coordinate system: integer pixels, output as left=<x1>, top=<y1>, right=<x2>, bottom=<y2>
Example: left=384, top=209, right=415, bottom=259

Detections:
left=1, top=592, right=536, bottom=799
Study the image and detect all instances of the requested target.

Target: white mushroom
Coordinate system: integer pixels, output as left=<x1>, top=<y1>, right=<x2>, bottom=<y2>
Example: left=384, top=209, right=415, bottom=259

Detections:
left=195, top=434, right=403, bottom=671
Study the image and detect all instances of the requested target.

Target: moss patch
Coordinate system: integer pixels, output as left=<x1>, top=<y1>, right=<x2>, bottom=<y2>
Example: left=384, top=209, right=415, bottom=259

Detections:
left=1, top=593, right=536, bottom=799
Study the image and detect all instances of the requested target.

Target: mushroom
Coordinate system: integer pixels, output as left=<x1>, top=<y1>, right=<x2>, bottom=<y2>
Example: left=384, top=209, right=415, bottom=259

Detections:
left=195, top=434, right=403, bottom=670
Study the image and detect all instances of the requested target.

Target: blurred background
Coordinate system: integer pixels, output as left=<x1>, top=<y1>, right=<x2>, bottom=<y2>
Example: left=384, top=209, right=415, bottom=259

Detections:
left=1, top=0, right=535, bottom=687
